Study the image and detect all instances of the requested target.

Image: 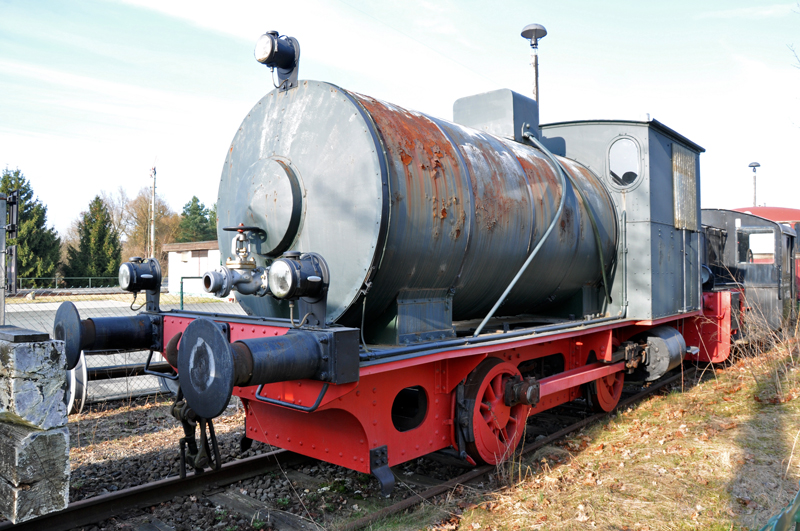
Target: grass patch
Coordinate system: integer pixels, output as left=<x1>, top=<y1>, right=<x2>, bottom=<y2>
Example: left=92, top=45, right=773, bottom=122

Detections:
left=452, top=341, right=800, bottom=530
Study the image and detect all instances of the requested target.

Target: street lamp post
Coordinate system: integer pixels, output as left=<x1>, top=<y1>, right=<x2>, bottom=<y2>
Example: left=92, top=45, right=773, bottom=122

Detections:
left=521, top=24, right=547, bottom=103
left=149, top=166, right=156, bottom=258
left=749, top=162, right=760, bottom=207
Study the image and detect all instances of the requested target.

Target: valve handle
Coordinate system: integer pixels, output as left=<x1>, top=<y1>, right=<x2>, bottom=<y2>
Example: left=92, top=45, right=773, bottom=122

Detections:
left=223, top=224, right=267, bottom=257
left=223, top=224, right=264, bottom=233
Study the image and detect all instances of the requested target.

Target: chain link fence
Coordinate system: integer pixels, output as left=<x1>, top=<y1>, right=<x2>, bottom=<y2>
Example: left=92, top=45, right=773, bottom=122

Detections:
left=5, top=279, right=245, bottom=405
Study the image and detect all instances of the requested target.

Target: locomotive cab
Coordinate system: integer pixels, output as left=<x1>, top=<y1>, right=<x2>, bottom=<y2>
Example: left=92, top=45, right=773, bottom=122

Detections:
left=541, top=118, right=705, bottom=322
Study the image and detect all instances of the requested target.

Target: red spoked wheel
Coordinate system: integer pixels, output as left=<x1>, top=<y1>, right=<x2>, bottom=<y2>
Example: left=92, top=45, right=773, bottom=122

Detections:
left=587, top=371, right=624, bottom=412
left=464, top=358, right=530, bottom=465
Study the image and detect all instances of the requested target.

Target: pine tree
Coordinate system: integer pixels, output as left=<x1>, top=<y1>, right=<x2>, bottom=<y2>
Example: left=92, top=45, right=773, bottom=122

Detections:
left=177, top=196, right=216, bottom=242
left=62, top=196, right=122, bottom=287
left=0, top=168, right=61, bottom=288
left=208, top=202, right=217, bottom=236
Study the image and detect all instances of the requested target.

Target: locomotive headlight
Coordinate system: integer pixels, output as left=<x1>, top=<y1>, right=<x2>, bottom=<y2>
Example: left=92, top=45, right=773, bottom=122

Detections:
left=254, top=31, right=298, bottom=70
left=119, top=257, right=162, bottom=293
left=268, top=259, right=296, bottom=299
left=119, top=264, right=132, bottom=290
left=266, top=252, right=329, bottom=302
left=254, top=33, right=276, bottom=64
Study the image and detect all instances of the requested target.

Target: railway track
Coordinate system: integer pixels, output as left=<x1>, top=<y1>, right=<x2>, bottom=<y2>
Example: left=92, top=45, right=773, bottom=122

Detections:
left=0, top=450, right=313, bottom=531
left=0, top=367, right=694, bottom=531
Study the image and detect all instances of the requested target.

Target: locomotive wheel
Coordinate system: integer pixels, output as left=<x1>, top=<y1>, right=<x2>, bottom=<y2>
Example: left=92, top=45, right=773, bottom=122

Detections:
left=464, top=358, right=530, bottom=465
left=587, top=371, right=624, bottom=412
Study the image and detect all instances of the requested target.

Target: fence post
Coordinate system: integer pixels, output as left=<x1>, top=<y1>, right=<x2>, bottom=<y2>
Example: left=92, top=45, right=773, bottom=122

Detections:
left=180, top=277, right=184, bottom=310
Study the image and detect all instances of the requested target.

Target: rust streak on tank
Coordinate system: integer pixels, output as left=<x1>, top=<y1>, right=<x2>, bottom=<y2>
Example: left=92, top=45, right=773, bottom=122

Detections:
left=352, top=92, right=467, bottom=244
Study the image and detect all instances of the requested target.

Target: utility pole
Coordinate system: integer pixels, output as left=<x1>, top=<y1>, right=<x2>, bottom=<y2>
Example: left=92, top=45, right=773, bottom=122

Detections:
left=149, top=166, right=156, bottom=258
left=749, top=162, right=760, bottom=207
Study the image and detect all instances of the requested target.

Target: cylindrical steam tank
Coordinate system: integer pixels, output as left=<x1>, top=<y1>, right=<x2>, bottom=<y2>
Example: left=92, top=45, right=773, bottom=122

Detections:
left=217, top=82, right=617, bottom=326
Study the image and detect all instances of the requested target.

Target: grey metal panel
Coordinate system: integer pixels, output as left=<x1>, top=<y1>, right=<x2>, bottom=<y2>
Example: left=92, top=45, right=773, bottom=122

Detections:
left=452, top=89, right=540, bottom=142
left=648, top=224, right=701, bottom=319
left=396, top=289, right=455, bottom=344
left=745, top=287, right=782, bottom=332
left=646, top=129, right=675, bottom=226
left=650, top=222, right=679, bottom=318
left=625, top=220, right=655, bottom=320
left=351, top=93, right=472, bottom=322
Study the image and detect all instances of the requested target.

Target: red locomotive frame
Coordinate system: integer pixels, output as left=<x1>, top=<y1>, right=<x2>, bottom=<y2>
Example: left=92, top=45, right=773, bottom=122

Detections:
left=162, top=305, right=725, bottom=476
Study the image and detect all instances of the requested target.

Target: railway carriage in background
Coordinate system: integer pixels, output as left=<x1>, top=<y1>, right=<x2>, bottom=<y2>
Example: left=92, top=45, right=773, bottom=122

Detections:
left=731, top=206, right=800, bottom=302
left=53, top=32, right=794, bottom=495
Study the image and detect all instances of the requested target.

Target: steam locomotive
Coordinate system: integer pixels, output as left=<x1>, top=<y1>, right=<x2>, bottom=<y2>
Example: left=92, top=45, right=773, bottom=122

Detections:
left=53, top=32, right=795, bottom=495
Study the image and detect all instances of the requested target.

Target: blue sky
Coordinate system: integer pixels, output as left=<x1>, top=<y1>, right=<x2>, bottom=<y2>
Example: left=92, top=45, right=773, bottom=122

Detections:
left=1, top=0, right=798, bottom=235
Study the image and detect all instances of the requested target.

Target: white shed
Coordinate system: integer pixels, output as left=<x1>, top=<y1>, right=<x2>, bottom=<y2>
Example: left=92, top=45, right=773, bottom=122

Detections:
left=162, top=241, right=220, bottom=296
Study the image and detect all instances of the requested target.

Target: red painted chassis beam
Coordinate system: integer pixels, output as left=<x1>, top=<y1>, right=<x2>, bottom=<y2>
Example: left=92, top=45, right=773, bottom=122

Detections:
left=539, top=361, right=626, bottom=397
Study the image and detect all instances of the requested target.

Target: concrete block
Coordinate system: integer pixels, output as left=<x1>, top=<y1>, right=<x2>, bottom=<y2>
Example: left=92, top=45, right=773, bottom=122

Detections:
left=0, top=423, right=69, bottom=523
left=0, top=339, right=68, bottom=430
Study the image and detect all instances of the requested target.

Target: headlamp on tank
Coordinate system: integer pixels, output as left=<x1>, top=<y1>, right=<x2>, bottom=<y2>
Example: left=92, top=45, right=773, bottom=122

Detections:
left=119, top=257, right=162, bottom=293
left=267, top=259, right=295, bottom=298
left=267, top=252, right=328, bottom=301
left=254, top=31, right=300, bottom=92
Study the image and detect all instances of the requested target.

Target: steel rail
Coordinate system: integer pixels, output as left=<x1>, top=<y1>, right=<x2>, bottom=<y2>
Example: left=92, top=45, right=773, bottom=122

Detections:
left=339, top=366, right=697, bottom=531
left=0, top=449, right=310, bottom=531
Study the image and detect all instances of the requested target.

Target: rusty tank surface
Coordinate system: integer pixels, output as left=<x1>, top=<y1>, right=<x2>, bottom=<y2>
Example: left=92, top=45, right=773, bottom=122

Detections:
left=217, top=81, right=617, bottom=326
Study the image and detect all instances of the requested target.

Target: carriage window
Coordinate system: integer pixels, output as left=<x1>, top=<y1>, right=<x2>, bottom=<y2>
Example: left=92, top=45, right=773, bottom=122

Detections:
left=608, top=138, right=639, bottom=186
left=737, top=230, right=774, bottom=264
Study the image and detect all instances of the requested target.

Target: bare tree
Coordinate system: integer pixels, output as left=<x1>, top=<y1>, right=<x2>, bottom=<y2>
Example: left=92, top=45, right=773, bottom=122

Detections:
left=60, top=218, right=80, bottom=263
left=122, top=187, right=180, bottom=271
left=100, top=187, right=130, bottom=238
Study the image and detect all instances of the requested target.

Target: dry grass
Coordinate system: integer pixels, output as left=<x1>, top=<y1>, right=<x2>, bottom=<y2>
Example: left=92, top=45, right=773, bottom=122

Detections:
left=449, top=339, right=800, bottom=530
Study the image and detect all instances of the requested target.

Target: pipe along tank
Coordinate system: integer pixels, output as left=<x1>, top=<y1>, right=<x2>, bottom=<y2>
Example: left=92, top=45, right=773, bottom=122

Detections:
left=215, top=81, right=618, bottom=335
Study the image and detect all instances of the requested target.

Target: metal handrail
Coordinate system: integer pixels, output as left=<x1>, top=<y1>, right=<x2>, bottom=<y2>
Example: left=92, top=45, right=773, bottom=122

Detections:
left=179, top=276, right=204, bottom=310
left=17, top=276, right=118, bottom=289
